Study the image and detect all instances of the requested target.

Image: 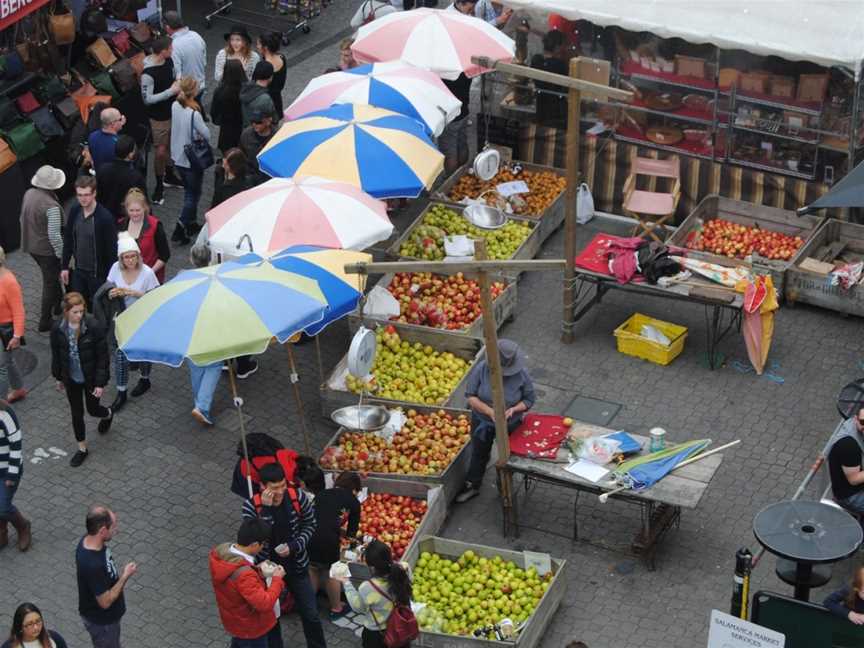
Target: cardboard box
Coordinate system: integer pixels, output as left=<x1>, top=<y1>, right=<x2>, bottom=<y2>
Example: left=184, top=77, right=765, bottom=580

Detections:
left=674, top=55, right=705, bottom=79
left=797, top=73, right=828, bottom=103
left=719, top=68, right=740, bottom=88
left=740, top=72, right=771, bottom=94
left=573, top=56, right=610, bottom=102
left=769, top=76, right=796, bottom=99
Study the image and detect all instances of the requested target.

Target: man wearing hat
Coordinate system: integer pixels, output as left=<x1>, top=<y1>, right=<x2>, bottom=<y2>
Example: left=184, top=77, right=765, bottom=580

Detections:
left=456, top=339, right=535, bottom=503
left=240, top=61, right=278, bottom=128
left=20, top=166, right=66, bottom=332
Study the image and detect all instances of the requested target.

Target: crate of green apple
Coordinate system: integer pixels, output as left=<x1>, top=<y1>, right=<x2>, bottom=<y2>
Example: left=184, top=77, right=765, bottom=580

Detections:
left=387, top=202, right=541, bottom=277
left=668, top=195, right=820, bottom=296
left=319, top=403, right=472, bottom=503
left=320, top=321, right=482, bottom=415
left=349, top=271, right=518, bottom=338
left=342, top=478, right=446, bottom=580
left=408, top=536, right=567, bottom=648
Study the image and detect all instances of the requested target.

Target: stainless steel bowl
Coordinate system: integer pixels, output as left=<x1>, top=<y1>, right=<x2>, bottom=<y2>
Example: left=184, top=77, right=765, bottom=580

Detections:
left=331, top=405, right=391, bottom=431
left=464, top=204, right=507, bottom=230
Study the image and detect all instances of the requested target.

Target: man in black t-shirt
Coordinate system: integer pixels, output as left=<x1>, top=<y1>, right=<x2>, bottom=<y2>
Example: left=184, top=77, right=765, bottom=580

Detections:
left=76, top=505, right=137, bottom=648
left=828, top=408, right=864, bottom=514
left=531, top=30, right=569, bottom=129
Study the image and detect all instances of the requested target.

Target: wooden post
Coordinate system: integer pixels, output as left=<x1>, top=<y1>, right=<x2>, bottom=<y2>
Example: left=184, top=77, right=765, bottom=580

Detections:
left=561, top=57, right=582, bottom=344
left=474, top=239, right=510, bottom=466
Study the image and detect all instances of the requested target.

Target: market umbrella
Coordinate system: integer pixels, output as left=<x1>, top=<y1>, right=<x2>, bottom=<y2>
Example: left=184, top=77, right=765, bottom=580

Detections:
left=351, top=8, right=515, bottom=80
left=232, top=247, right=371, bottom=455
left=205, top=176, right=393, bottom=256
left=742, top=274, right=779, bottom=375
left=115, top=257, right=330, bottom=472
left=257, top=103, right=444, bottom=198
left=799, top=158, right=864, bottom=214
left=284, top=61, right=462, bottom=137
left=611, top=438, right=711, bottom=491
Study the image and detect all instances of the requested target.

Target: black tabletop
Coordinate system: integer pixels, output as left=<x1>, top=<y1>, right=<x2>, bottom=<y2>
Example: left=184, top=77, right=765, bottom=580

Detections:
left=753, top=500, right=863, bottom=564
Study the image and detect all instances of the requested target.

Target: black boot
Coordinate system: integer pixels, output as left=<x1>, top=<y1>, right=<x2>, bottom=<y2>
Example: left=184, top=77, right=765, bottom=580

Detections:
left=110, top=390, right=127, bottom=412
left=171, top=223, right=190, bottom=245
left=151, top=178, right=164, bottom=205
left=130, top=378, right=150, bottom=397
left=163, top=167, right=184, bottom=188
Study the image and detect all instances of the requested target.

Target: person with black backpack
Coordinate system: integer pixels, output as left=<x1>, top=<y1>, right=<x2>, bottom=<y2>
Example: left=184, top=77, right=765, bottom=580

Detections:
left=339, top=539, right=417, bottom=648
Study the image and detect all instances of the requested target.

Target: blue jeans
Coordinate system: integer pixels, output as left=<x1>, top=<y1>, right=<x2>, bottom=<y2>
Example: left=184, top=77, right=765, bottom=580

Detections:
left=176, top=165, right=204, bottom=227
left=841, top=490, right=864, bottom=516
left=188, top=362, right=221, bottom=418
left=0, top=474, right=19, bottom=520
left=230, top=622, right=282, bottom=648
left=465, top=412, right=522, bottom=486
left=282, top=570, right=326, bottom=648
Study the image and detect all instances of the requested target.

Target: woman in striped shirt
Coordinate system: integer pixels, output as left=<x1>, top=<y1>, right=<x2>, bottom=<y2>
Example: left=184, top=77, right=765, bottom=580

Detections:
left=0, top=404, right=29, bottom=551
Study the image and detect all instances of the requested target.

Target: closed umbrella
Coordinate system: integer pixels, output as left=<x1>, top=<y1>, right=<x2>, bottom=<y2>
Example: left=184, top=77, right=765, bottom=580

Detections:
left=612, top=439, right=711, bottom=491
left=257, top=103, right=444, bottom=198
left=284, top=61, right=462, bottom=137
left=206, top=176, right=392, bottom=256
left=351, top=8, right=515, bottom=80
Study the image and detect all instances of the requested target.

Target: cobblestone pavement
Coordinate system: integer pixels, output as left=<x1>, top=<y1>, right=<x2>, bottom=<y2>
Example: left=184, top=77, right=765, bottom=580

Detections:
left=2, top=2, right=862, bottom=647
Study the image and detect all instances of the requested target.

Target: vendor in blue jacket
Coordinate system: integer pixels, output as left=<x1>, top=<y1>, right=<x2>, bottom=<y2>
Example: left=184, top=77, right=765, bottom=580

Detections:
left=456, top=339, right=535, bottom=504
left=824, top=566, right=864, bottom=624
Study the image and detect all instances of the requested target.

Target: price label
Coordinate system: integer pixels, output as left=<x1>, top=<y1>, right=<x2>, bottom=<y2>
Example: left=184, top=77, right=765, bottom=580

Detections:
left=496, top=180, right=530, bottom=197
left=523, top=550, right=552, bottom=576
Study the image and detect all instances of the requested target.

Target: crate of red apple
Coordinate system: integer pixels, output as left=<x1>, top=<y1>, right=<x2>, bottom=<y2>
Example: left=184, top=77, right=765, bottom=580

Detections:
left=350, top=271, right=518, bottom=337
left=667, top=195, right=820, bottom=296
left=320, top=405, right=472, bottom=503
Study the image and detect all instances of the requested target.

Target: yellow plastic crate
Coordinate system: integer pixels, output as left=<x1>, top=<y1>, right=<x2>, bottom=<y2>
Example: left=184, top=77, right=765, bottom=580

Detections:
left=613, top=313, right=688, bottom=366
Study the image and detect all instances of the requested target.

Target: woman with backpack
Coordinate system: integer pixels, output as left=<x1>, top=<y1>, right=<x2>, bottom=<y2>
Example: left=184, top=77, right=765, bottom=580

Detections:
left=341, top=539, right=416, bottom=648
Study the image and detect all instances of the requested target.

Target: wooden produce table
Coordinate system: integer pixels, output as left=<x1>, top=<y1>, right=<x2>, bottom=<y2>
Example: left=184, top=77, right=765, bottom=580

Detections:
left=571, top=267, right=744, bottom=369
left=501, top=422, right=725, bottom=570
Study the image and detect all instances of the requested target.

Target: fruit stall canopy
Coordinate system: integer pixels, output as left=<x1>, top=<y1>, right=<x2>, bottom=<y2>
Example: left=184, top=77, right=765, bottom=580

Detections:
left=500, top=0, right=864, bottom=76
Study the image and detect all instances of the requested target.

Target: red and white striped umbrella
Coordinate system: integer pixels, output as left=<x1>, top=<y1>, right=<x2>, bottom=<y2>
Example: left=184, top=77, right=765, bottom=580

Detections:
left=351, top=8, right=514, bottom=80
left=205, top=177, right=392, bottom=255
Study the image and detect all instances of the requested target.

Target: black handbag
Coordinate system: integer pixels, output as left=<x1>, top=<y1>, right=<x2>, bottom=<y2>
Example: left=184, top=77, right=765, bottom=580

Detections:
left=53, top=96, right=80, bottom=130
left=30, top=106, right=64, bottom=140
left=183, top=111, right=214, bottom=172
left=0, top=99, right=20, bottom=130
left=0, top=324, right=25, bottom=348
left=36, top=76, right=68, bottom=104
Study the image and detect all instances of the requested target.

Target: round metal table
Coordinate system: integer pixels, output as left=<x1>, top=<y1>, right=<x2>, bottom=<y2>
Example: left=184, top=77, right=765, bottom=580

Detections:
left=753, top=500, right=863, bottom=601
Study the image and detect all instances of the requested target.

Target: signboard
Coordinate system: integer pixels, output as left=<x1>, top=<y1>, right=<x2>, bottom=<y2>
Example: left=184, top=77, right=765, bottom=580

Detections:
left=0, top=0, right=50, bottom=32
left=707, top=610, right=785, bottom=648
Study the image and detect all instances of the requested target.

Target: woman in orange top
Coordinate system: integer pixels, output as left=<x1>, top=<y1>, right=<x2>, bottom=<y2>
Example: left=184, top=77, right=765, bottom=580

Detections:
left=0, top=247, right=27, bottom=403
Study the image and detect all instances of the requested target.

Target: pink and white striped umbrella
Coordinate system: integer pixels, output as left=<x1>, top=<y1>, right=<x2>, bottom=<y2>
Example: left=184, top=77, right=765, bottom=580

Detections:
left=351, top=8, right=515, bottom=80
left=284, top=61, right=462, bottom=137
left=205, top=177, right=393, bottom=255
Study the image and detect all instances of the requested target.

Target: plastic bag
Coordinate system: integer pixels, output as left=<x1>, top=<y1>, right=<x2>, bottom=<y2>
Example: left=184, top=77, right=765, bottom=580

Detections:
left=364, top=285, right=400, bottom=318
left=640, top=324, right=671, bottom=346
left=577, top=182, right=595, bottom=224
left=575, top=435, right=621, bottom=465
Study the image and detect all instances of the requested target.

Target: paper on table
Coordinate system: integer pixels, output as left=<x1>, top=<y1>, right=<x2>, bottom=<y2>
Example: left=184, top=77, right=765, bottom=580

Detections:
left=496, top=180, right=530, bottom=196
left=564, top=459, right=610, bottom=483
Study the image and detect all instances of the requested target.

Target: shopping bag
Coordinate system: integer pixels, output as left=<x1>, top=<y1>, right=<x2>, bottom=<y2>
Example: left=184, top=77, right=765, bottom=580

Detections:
left=576, top=182, right=595, bottom=225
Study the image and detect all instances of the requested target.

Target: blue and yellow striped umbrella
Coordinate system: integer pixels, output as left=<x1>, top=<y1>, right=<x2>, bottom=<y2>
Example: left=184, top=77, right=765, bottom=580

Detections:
left=115, top=257, right=328, bottom=367
left=257, top=103, right=444, bottom=199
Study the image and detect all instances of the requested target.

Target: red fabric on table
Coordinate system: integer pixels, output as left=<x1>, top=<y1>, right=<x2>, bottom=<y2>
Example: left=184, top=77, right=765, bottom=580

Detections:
left=509, top=413, right=570, bottom=459
left=574, top=232, right=645, bottom=276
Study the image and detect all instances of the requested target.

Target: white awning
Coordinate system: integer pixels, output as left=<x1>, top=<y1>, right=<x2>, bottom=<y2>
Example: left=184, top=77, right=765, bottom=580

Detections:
left=501, top=0, right=864, bottom=76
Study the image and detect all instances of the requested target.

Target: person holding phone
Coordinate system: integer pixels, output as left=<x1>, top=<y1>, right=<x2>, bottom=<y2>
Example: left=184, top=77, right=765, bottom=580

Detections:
left=50, top=292, right=113, bottom=467
left=241, top=463, right=326, bottom=648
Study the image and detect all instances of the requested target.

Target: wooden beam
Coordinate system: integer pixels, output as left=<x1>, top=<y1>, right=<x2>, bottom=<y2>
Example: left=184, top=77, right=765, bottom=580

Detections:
left=561, top=58, right=581, bottom=344
left=344, top=259, right=565, bottom=275
left=470, top=56, right=632, bottom=100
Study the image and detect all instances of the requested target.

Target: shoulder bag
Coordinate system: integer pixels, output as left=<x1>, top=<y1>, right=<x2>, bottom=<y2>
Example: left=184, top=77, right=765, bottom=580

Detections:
left=0, top=139, right=17, bottom=174
left=53, top=96, right=81, bottom=130
left=15, top=91, right=41, bottom=115
left=31, top=105, right=64, bottom=140
left=184, top=111, right=214, bottom=172
left=109, top=59, right=137, bottom=93
left=368, top=580, right=419, bottom=648
left=48, top=1, right=76, bottom=45
left=2, top=121, right=45, bottom=160
left=87, top=38, right=118, bottom=69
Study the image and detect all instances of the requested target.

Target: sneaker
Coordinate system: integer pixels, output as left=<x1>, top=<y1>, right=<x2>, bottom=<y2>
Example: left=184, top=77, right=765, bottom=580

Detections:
left=163, top=169, right=184, bottom=188
left=130, top=378, right=150, bottom=398
left=151, top=188, right=164, bottom=205
left=6, top=388, right=27, bottom=403
left=97, top=408, right=114, bottom=435
left=455, top=482, right=480, bottom=504
left=70, top=450, right=88, bottom=467
left=191, top=408, right=214, bottom=426
left=110, top=390, right=127, bottom=412
left=236, top=360, right=259, bottom=380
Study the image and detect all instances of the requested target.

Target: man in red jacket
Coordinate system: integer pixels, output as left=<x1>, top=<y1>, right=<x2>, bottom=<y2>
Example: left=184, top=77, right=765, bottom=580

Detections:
left=209, top=518, right=286, bottom=647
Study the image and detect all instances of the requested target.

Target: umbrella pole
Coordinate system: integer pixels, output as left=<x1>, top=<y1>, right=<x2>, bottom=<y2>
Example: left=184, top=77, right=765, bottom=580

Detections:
left=286, top=343, right=313, bottom=455
left=314, top=335, right=324, bottom=385
left=227, top=361, right=255, bottom=499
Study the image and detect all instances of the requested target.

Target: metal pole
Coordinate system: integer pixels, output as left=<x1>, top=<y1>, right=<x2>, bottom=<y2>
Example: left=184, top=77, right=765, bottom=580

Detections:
left=562, top=57, right=582, bottom=344
left=286, top=343, right=312, bottom=455
left=227, top=361, right=254, bottom=498
left=730, top=547, right=753, bottom=618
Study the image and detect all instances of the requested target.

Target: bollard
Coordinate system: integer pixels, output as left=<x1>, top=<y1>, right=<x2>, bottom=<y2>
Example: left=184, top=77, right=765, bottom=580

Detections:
left=730, top=547, right=753, bottom=618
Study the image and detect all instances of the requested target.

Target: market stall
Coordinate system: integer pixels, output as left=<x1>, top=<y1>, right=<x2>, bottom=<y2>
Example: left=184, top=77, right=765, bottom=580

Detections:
left=481, top=0, right=864, bottom=221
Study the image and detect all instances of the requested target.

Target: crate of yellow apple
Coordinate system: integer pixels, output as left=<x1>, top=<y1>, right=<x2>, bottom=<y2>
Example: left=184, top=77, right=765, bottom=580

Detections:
left=320, top=405, right=472, bottom=503
left=408, top=537, right=567, bottom=648
left=320, top=323, right=483, bottom=415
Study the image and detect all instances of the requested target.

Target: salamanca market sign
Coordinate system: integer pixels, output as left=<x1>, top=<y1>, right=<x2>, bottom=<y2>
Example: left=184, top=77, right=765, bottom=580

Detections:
left=0, top=0, right=50, bottom=32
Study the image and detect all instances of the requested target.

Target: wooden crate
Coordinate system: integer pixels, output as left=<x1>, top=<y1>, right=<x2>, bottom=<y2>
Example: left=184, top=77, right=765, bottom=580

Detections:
left=345, top=478, right=447, bottom=579
left=433, top=161, right=567, bottom=245
left=785, top=219, right=864, bottom=316
left=666, top=194, right=820, bottom=296
left=406, top=536, right=567, bottom=648
left=318, top=402, right=473, bottom=503
left=386, top=201, right=541, bottom=279
left=347, top=272, right=518, bottom=339
left=319, top=322, right=483, bottom=415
